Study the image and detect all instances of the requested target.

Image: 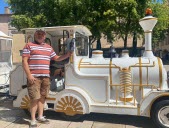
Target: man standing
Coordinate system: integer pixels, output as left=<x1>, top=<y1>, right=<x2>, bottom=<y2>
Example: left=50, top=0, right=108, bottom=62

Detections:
left=22, top=29, right=72, bottom=128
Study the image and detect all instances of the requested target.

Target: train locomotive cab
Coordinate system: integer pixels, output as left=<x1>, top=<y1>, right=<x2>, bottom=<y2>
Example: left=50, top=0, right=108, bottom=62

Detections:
left=10, top=11, right=169, bottom=128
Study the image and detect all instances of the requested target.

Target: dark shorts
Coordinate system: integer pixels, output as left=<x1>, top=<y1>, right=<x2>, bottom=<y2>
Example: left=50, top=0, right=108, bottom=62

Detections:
left=27, top=77, right=50, bottom=100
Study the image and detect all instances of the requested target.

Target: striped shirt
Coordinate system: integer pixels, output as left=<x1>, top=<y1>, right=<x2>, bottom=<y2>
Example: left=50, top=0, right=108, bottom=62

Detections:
left=22, top=42, right=57, bottom=77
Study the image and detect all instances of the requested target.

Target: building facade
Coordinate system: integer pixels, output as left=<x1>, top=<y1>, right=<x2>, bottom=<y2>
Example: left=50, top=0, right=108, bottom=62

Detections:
left=0, top=7, right=25, bottom=64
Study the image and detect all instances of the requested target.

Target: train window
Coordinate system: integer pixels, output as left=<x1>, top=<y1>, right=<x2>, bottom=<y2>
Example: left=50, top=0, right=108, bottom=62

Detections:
left=0, top=39, right=12, bottom=62
left=58, top=38, right=67, bottom=55
left=0, top=39, right=12, bottom=51
left=45, top=38, right=51, bottom=46
left=75, top=33, right=88, bottom=56
left=26, top=35, right=33, bottom=43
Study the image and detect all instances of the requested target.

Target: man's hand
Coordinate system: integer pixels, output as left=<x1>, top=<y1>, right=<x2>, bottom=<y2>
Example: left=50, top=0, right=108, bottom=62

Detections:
left=54, top=51, right=73, bottom=61
left=27, top=75, right=36, bottom=84
left=66, top=51, right=73, bottom=57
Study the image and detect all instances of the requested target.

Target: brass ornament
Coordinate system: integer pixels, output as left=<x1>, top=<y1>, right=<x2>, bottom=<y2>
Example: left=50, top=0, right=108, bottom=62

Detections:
left=56, top=96, right=83, bottom=116
left=20, top=95, right=30, bottom=109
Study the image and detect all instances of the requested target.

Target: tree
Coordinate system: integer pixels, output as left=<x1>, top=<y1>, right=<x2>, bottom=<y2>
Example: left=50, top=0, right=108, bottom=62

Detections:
left=149, top=0, right=169, bottom=48
left=9, top=0, right=167, bottom=51
left=8, top=0, right=116, bottom=47
left=8, top=0, right=49, bottom=30
left=102, top=0, right=169, bottom=50
left=104, top=0, right=151, bottom=49
left=78, top=0, right=117, bottom=49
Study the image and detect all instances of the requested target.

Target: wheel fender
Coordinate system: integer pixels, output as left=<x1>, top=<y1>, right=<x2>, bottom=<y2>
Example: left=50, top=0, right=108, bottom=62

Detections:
left=140, top=92, right=169, bottom=117
left=151, top=100, right=169, bottom=128
left=55, top=87, right=91, bottom=115
left=13, top=88, right=29, bottom=108
left=13, top=88, right=48, bottom=110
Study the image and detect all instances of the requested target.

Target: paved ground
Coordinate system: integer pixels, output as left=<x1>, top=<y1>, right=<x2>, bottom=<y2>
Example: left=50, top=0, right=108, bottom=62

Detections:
left=0, top=96, right=158, bottom=128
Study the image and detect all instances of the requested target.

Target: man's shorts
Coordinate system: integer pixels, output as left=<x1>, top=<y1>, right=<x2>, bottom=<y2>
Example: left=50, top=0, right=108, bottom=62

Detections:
left=27, top=77, right=50, bottom=100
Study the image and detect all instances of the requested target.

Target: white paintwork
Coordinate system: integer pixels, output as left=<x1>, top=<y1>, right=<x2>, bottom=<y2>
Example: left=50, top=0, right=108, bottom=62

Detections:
left=143, top=32, right=154, bottom=58
left=66, top=64, right=109, bottom=103
left=10, top=63, right=27, bottom=96
left=139, top=15, right=157, bottom=58
left=77, top=56, right=167, bottom=89
left=139, top=16, right=157, bottom=32
left=0, top=62, right=12, bottom=86
left=13, top=88, right=28, bottom=107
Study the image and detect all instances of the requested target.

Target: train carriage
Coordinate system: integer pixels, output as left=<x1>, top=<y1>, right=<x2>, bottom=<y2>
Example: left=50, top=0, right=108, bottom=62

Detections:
left=0, top=31, right=13, bottom=87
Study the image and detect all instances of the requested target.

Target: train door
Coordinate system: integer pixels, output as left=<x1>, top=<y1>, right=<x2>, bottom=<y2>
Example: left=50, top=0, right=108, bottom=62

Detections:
left=49, top=30, right=70, bottom=92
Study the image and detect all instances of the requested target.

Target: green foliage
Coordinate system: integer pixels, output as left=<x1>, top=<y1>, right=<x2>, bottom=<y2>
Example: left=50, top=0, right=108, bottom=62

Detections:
left=149, top=0, right=169, bottom=47
left=109, top=0, right=150, bottom=48
left=7, top=0, right=169, bottom=48
left=10, top=15, right=35, bottom=30
left=8, top=0, right=48, bottom=30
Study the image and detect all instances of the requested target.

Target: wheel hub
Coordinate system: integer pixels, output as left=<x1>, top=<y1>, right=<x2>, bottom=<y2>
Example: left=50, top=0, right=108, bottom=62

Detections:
left=165, top=113, right=169, bottom=119
left=158, top=106, right=169, bottom=126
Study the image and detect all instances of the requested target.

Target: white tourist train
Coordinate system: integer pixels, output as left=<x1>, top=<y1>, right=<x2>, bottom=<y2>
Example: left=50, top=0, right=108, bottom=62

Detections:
left=10, top=11, right=169, bottom=128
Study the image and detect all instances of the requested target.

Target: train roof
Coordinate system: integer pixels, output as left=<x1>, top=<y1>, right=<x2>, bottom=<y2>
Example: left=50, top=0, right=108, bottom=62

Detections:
left=0, top=31, right=12, bottom=40
left=22, top=25, right=92, bottom=37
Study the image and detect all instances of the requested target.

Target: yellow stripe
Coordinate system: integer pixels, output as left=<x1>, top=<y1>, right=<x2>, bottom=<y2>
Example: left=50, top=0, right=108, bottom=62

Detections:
left=109, top=60, right=112, bottom=85
left=70, top=54, right=73, bottom=63
left=78, top=58, right=83, bottom=71
left=92, top=51, right=103, bottom=54
left=119, top=97, right=133, bottom=102
left=80, top=66, right=110, bottom=68
left=46, top=97, right=56, bottom=101
left=139, top=17, right=157, bottom=22
left=137, top=104, right=140, bottom=115
left=139, top=58, right=144, bottom=98
left=110, top=84, right=155, bottom=87
left=157, top=57, right=162, bottom=89
left=144, top=31, right=152, bottom=33
left=20, top=106, right=29, bottom=109
left=147, top=67, right=149, bottom=85
left=139, top=58, right=142, bottom=87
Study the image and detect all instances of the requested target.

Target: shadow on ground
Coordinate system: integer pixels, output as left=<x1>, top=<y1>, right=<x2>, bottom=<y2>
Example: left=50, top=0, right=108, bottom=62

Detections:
left=0, top=97, right=158, bottom=128
left=44, top=110, right=158, bottom=128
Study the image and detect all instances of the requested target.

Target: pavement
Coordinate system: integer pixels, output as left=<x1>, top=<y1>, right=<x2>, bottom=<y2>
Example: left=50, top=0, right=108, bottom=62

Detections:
left=0, top=96, right=158, bottom=128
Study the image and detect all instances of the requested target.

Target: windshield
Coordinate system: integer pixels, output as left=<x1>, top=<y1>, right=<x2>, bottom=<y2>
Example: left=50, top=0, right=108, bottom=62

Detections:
left=75, top=32, right=88, bottom=56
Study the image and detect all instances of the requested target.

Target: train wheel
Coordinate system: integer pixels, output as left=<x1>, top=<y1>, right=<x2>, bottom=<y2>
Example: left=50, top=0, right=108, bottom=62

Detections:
left=60, top=112, right=84, bottom=120
left=20, top=94, right=31, bottom=116
left=55, top=94, right=89, bottom=120
left=151, top=100, right=169, bottom=128
left=24, top=109, right=31, bottom=116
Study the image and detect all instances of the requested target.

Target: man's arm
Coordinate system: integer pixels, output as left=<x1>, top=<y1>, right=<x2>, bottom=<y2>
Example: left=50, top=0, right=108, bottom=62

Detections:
left=22, top=56, right=36, bottom=84
left=54, top=51, right=72, bottom=61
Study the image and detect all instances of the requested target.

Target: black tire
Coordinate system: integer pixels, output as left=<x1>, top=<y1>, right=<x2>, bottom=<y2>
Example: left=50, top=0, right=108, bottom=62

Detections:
left=23, top=109, right=38, bottom=117
left=151, top=100, right=169, bottom=128
left=60, top=112, right=84, bottom=121
left=23, top=109, right=31, bottom=116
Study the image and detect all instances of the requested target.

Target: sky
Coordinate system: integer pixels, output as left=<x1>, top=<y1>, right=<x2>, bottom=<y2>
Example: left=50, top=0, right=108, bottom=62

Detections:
left=0, top=0, right=8, bottom=14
